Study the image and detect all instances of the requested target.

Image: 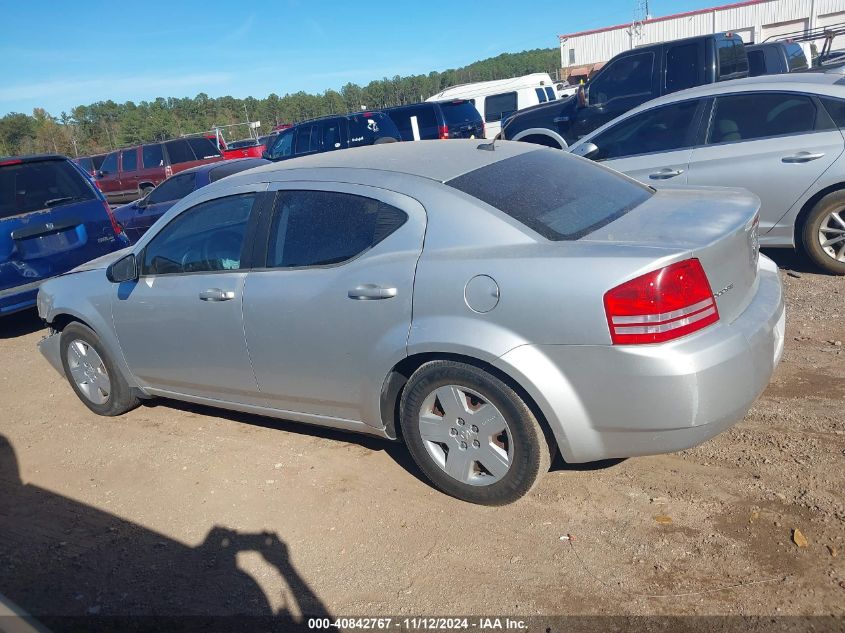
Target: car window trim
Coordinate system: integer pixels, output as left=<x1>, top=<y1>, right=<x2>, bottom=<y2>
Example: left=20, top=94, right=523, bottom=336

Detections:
left=137, top=190, right=273, bottom=278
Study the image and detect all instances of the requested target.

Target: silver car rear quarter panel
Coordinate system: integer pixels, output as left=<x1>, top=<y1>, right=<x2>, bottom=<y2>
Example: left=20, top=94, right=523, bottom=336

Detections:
left=497, top=255, right=784, bottom=464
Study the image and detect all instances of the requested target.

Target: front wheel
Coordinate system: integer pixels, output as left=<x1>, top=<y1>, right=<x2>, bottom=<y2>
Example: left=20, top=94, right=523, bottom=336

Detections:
left=60, top=322, right=139, bottom=416
left=801, top=191, right=845, bottom=275
left=399, top=361, right=554, bottom=505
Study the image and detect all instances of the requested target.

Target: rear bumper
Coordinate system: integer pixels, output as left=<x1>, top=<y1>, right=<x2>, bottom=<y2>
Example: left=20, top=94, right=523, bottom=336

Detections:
left=499, top=255, right=785, bottom=463
left=0, top=280, right=43, bottom=315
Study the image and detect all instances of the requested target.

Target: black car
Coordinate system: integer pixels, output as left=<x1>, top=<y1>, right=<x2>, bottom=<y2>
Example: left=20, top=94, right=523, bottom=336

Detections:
left=746, top=42, right=809, bottom=76
left=503, top=32, right=749, bottom=148
left=385, top=100, right=485, bottom=141
left=263, top=112, right=400, bottom=162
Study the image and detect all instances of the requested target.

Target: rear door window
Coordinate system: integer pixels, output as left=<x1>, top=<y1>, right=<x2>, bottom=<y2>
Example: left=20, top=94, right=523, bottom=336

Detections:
left=747, top=50, right=766, bottom=76
left=187, top=137, right=221, bottom=160
left=446, top=150, right=652, bottom=241
left=295, top=124, right=321, bottom=154
left=164, top=140, right=195, bottom=165
left=120, top=148, right=138, bottom=173
left=0, top=160, right=96, bottom=219
left=666, top=42, right=703, bottom=93
left=820, top=97, right=845, bottom=127
left=484, top=92, right=518, bottom=122
left=142, top=144, right=164, bottom=168
left=267, top=191, right=407, bottom=268
left=707, top=93, right=819, bottom=144
left=590, top=99, right=702, bottom=160
left=322, top=118, right=345, bottom=150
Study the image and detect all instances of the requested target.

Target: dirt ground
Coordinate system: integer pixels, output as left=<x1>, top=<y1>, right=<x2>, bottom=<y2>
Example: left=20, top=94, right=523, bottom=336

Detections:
left=0, top=249, right=843, bottom=630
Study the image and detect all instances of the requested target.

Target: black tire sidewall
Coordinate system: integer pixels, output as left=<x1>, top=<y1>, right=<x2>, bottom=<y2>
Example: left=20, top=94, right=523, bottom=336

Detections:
left=802, top=191, right=845, bottom=275
left=60, top=322, right=134, bottom=416
left=400, top=361, right=547, bottom=505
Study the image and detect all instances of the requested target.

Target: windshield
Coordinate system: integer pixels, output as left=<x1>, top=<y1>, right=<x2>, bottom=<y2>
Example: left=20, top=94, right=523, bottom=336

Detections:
left=0, top=160, right=96, bottom=220
left=446, top=150, right=652, bottom=241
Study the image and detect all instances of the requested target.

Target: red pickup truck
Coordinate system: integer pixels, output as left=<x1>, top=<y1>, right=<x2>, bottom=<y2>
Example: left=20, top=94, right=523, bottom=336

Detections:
left=96, top=137, right=223, bottom=204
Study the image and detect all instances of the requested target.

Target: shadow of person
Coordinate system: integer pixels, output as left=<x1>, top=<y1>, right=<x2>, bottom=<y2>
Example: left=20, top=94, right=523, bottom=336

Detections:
left=0, top=434, right=332, bottom=632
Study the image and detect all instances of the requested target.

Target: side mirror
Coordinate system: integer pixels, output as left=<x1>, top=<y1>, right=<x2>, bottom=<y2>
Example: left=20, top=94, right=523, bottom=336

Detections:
left=136, top=196, right=149, bottom=210
left=106, top=253, right=138, bottom=283
left=571, top=142, right=599, bottom=159
left=95, top=170, right=105, bottom=178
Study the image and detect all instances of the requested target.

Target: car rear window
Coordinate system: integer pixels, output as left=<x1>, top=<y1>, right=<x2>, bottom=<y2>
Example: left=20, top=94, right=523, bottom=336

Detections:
left=446, top=150, right=652, bottom=241
left=187, top=137, right=221, bottom=160
left=439, top=101, right=482, bottom=125
left=0, top=159, right=96, bottom=220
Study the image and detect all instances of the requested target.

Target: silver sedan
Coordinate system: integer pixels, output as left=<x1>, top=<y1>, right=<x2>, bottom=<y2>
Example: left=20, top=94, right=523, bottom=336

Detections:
left=36, top=141, right=785, bottom=505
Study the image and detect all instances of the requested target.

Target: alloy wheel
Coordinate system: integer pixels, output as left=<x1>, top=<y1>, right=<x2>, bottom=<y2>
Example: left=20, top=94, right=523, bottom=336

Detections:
left=818, top=208, right=845, bottom=263
left=66, top=339, right=111, bottom=405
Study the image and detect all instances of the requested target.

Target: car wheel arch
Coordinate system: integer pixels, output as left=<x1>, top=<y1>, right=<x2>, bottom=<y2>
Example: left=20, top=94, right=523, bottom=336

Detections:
left=379, top=351, right=557, bottom=456
left=793, top=181, right=845, bottom=253
left=510, top=128, right=568, bottom=149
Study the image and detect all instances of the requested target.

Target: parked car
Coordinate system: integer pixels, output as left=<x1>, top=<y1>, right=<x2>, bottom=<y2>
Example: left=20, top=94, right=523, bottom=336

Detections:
left=746, top=42, right=809, bottom=76
left=385, top=100, right=484, bottom=141
left=503, top=32, right=749, bottom=148
left=112, top=157, right=269, bottom=243
left=426, top=73, right=561, bottom=139
left=96, top=138, right=223, bottom=205
left=222, top=138, right=266, bottom=160
left=263, top=111, right=399, bottom=162
left=1, top=155, right=128, bottom=316
left=36, top=141, right=783, bottom=505
left=74, top=153, right=107, bottom=178
left=569, top=73, right=845, bottom=274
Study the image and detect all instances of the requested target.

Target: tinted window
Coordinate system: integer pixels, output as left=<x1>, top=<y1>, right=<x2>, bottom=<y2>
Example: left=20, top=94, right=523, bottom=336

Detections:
left=208, top=158, right=270, bottom=183
left=786, top=43, right=808, bottom=71
left=164, top=140, right=194, bottom=165
left=101, top=152, right=118, bottom=174
left=545, top=87, right=557, bottom=101
left=0, top=160, right=97, bottom=219
left=121, top=148, right=137, bottom=172
left=820, top=97, right=845, bottom=127
left=718, top=39, right=748, bottom=80
left=591, top=99, right=700, bottom=160
left=295, top=124, right=321, bottom=154
left=387, top=105, right=439, bottom=140
left=227, top=139, right=259, bottom=149
left=747, top=50, right=766, bottom=76
left=76, top=157, right=93, bottom=172
left=266, top=129, right=295, bottom=159
left=142, top=144, right=164, bottom=169
left=447, top=150, right=652, bottom=241
left=347, top=113, right=400, bottom=145
left=589, top=52, right=654, bottom=106
left=535, top=88, right=548, bottom=103
left=146, top=173, right=196, bottom=204
left=440, top=101, right=482, bottom=125
left=187, top=137, right=221, bottom=160
left=484, top=92, right=518, bottom=122
left=708, top=93, right=818, bottom=144
left=142, top=194, right=256, bottom=275
left=666, top=43, right=702, bottom=93
left=267, top=191, right=407, bottom=268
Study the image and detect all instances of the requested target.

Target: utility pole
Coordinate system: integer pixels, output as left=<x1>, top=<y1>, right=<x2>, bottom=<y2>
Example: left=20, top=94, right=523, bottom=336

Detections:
left=628, top=0, right=651, bottom=49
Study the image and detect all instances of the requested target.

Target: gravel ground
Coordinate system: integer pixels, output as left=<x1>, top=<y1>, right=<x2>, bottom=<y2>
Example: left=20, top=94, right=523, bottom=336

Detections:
left=0, top=250, right=842, bottom=630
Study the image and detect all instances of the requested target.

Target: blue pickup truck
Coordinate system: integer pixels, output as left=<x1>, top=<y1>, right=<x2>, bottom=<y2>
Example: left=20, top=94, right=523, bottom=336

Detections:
left=0, top=155, right=129, bottom=316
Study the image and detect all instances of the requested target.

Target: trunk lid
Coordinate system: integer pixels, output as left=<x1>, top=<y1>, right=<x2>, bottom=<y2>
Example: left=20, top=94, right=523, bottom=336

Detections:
left=585, top=186, right=761, bottom=324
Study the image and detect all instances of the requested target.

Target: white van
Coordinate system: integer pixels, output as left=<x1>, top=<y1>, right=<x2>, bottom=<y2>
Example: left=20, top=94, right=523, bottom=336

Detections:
left=427, top=73, right=565, bottom=139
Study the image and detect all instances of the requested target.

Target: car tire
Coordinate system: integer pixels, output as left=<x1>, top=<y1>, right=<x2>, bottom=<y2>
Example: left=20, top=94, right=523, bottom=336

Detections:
left=399, top=360, right=554, bottom=505
left=60, top=322, right=139, bottom=416
left=801, top=191, right=845, bottom=275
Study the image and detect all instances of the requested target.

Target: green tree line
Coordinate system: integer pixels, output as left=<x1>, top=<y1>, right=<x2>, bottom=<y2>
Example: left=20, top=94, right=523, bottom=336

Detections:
left=0, top=48, right=559, bottom=157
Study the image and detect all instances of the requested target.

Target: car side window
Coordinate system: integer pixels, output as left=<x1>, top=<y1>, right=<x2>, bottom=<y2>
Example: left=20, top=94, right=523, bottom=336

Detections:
left=666, top=43, right=702, bottom=93
left=820, top=97, right=845, bottom=127
left=120, top=149, right=137, bottom=172
left=589, top=52, right=655, bottom=106
left=267, top=129, right=295, bottom=159
left=295, top=124, right=321, bottom=154
left=322, top=119, right=344, bottom=150
left=142, top=193, right=257, bottom=275
left=142, top=144, right=164, bottom=168
left=187, top=137, right=221, bottom=160
left=146, top=173, right=196, bottom=204
left=707, top=93, right=818, bottom=145
left=535, top=88, right=548, bottom=103
left=101, top=152, right=118, bottom=174
left=164, top=140, right=194, bottom=165
left=484, top=92, right=518, bottom=122
left=590, top=99, right=701, bottom=160
left=266, top=190, right=407, bottom=268
left=545, top=87, right=556, bottom=101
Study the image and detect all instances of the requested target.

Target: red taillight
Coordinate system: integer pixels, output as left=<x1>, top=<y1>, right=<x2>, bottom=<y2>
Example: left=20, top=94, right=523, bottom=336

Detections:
left=603, top=259, right=719, bottom=345
left=438, top=125, right=450, bottom=139
left=102, top=200, right=123, bottom=236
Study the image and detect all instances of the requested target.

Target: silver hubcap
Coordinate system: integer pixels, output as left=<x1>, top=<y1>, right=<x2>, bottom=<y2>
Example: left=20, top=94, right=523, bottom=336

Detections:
left=818, top=209, right=845, bottom=262
left=67, top=340, right=111, bottom=405
left=418, top=384, right=513, bottom=486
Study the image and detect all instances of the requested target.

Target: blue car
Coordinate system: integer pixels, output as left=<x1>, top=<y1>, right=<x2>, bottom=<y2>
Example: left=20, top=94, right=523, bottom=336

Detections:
left=112, top=157, right=269, bottom=244
left=0, top=155, right=129, bottom=316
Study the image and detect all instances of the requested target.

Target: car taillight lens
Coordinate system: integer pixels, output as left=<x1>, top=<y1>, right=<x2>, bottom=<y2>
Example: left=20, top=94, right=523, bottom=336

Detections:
left=102, top=200, right=123, bottom=236
left=439, top=125, right=449, bottom=139
left=604, top=258, right=719, bottom=345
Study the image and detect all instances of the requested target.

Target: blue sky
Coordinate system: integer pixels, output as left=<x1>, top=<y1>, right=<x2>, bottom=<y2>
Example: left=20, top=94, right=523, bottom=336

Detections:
left=0, top=0, right=708, bottom=117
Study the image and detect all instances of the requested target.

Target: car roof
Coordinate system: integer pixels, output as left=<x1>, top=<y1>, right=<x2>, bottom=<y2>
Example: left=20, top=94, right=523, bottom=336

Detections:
left=241, top=139, right=539, bottom=183
left=0, top=154, right=69, bottom=164
left=175, top=157, right=259, bottom=177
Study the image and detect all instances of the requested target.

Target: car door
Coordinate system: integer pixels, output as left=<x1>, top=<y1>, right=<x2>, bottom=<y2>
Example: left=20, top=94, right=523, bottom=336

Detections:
left=686, top=91, right=845, bottom=236
left=119, top=148, right=140, bottom=199
left=242, top=183, right=426, bottom=426
left=112, top=185, right=270, bottom=401
left=96, top=152, right=120, bottom=203
left=576, top=97, right=706, bottom=184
